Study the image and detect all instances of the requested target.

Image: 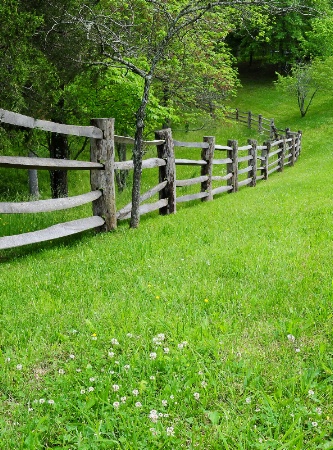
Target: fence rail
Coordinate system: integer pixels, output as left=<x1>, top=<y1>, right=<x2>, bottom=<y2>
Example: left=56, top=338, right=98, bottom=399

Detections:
left=0, top=108, right=302, bottom=250
left=226, top=108, right=289, bottom=138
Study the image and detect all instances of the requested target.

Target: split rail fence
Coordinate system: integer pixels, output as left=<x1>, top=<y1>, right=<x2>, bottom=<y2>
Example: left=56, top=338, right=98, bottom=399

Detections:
left=0, top=108, right=302, bottom=250
left=227, top=108, right=288, bottom=139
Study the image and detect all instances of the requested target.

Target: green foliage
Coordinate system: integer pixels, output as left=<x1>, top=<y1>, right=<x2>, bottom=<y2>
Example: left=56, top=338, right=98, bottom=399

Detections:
left=275, top=57, right=333, bottom=117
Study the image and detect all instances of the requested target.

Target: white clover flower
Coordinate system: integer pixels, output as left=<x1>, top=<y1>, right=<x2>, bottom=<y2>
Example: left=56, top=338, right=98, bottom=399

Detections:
left=80, top=389, right=86, bottom=394
left=150, top=375, right=156, bottom=380
left=121, top=396, right=127, bottom=403
left=112, top=384, right=120, bottom=392
left=166, top=426, right=175, bottom=436
left=149, top=410, right=159, bottom=423
left=16, top=364, right=22, bottom=370
left=170, top=395, right=174, bottom=399
left=89, top=377, right=95, bottom=382
left=150, top=427, right=158, bottom=436
left=48, top=399, right=55, bottom=405
left=111, top=338, right=119, bottom=345
left=58, top=369, right=65, bottom=375
left=157, top=333, right=165, bottom=341
left=115, top=361, right=119, bottom=365
left=113, top=401, right=120, bottom=409
left=245, top=397, right=251, bottom=404
left=135, top=402, right=142, bottom=408
left=5, top=357, right=10, bottom=363
left=88, top=386, right=94, bottom=392
left=177, top=343, right=184, bottom=349
left=39, top=398, right=45, bottom=404
left=150, top=352, right=157, bottom=360
left=163, top=348, right=170, bottom=354
left=295, top=348, right=301, bottom=353
left=198, top=370, right=203, bottom=376
left=28, top=407, right=33, bottom=412
left=132, top=389, right=139, bottom=396
left=312, top=421, right=318, bottom=427
left=201, top=381, right=208, bottom=388
left=316, top=407, right=322, bottom=415
left=69, top=354, right=75, bottom=359
left=108, top=351, right=115, bottom=358
left=76, top=368, right=82, bottom=372
left=193, top=392, right=200, bottom=400
left=162, top=400, right=167, bottom=407
left=287, top=334, right=296, bottom=342
left=124, top=365, right=130, bottom=371
left=308, top=389, right=315, bottom=396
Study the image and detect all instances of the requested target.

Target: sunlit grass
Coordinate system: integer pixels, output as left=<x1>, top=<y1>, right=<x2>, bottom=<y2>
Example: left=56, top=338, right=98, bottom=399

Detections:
left=1, top=72, right=333, bottom=449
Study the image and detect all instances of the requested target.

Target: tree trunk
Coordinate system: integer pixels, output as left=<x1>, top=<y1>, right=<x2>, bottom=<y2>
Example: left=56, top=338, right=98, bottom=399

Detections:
left=115, top=142, right=128, bottom=191
left=28, top=151, right=39, bottom=199
left=49, top=132, right=69, bottom=198
left=130, top=76, right=152, bottom=228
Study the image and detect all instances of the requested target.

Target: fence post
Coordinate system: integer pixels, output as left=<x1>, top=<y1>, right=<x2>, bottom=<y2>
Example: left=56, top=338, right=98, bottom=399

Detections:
left=248, top=139, right=257, bottom=187
left=201, top=136, right=215, bottom=201
left=278, top=137, right=286, bottom=172
left=296, top=130, right=302, bottom=160
left=286, top=129, right=296, bottom=166
left=235, top=108, right=239, bottom=121
left=248, top=111, right=252, bottom=129
left=258, top=114, right=263, bottom=133
left=90, top=118, right=117, bottom=231
left=227, top=139, right=238, bottom=193
left=261, top=140, right=270, bottom=180
left=270, top=119, right=276, bottom=139
left=155, top=128, right=176, bottom=215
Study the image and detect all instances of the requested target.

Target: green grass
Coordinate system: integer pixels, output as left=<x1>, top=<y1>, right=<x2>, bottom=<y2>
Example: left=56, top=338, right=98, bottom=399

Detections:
left=1, top=72, right=333, bottom=449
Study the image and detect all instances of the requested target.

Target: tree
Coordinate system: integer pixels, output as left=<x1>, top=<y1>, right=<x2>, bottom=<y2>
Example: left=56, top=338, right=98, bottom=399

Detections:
left=52, top=0, right=309, bottom=227
left=275, top=56, right=333, bottom=117
left=225, top=0, right=330, bottom=68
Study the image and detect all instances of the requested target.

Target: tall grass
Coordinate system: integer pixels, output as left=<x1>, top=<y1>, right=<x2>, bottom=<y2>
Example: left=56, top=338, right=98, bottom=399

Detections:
left=1, top=72, right=333, bottom=449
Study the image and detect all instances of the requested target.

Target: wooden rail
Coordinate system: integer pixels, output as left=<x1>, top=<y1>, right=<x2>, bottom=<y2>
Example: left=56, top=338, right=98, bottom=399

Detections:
left=226, top=109, right=289, bottom=139
left=0, top=107, right=302, bottom=251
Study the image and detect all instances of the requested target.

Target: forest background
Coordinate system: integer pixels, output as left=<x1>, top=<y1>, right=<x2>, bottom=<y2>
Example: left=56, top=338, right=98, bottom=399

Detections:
left=1, top=0, right=333, bottom=221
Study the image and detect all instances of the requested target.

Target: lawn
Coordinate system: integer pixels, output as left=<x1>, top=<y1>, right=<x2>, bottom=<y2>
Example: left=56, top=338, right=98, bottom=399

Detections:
left=1, top=69, right=333, bottom=449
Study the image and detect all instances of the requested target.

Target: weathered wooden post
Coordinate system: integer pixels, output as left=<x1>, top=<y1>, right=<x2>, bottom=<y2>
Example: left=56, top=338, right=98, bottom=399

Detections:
left=247, top=139, right=257, bottom=187
left=278, top=137, right=286, bottom=172
left=90, top=118, right=117, bottom=231
left=248, top=111, right=252, bottom=129
left=235, top=108, right=239, bottom=121
left=296, top=130, right=302, bottom=160
left=261, top=140, right=270, bottom=180
left=201, top=136, right=215, bottom=201
left=286, top=129, right=296, bottom=166
left=227, top=139, right=238, bottom=193
left=258, top=114, right=263, bottom=133
left=270, top=119, right=276, bottom=139
left=155, top=128, right=176, bottom=215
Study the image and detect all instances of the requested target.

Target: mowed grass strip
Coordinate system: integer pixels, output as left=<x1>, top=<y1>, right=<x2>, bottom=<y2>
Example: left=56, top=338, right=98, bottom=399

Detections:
left=1, top=77, right=333, bottom=449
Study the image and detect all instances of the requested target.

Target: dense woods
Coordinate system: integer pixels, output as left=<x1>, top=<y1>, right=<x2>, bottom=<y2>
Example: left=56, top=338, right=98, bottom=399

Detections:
left=1, top=0, right=333, bottom=224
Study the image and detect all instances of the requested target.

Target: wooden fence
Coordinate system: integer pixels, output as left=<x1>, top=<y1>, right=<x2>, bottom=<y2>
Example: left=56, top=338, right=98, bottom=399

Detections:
left=226, top=109, right=289, bottom=139
left=0, top=108, right=302, bottom=250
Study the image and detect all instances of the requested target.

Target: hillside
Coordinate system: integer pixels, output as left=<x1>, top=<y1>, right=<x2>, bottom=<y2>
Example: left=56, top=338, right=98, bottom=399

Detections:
left=1, top=76, right=333, bottom=449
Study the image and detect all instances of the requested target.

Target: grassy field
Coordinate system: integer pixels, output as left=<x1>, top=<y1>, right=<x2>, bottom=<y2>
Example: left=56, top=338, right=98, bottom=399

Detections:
left=1, top=69, right=333, bottom=449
